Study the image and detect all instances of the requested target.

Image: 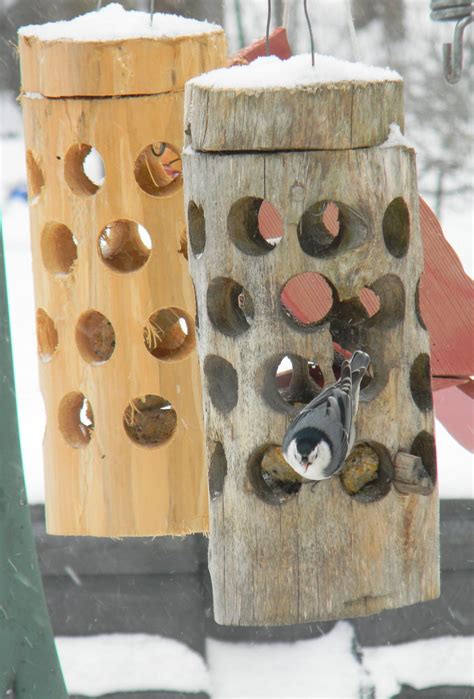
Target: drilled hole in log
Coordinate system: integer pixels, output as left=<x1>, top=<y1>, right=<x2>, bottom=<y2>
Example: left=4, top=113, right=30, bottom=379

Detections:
left=204, top=355, right=238, bottom=414
left=340, top=441, right=392, bottom=503
left=248, top=444, right=302, bottom=505
left=26, top=149, right=44, bottom=199
left=41, top=222, right=78, bottom=276
left=410, top=353, right=433, bottom=411
left=178, top=227, right=189, bottom=261
left=207, top=277, right=254, bottom=336
left=358, top=287, right=381, bottom=318
left=382, top=197, right=410, bottom=258
left=228, top=197, right=284, bottom=255
left=187, top=201, right=205, bottom=257
left=280, top=272, right=334, bottom=330
left=209, top=441, right=227, bottom=500
left=76, top=310, right=115, bottom=365
left=144, top=307, right=195, bottom=362
left=36, top=308, right=58, bottom=362
left=415, top=276, right=427, bottom=330
left=58, top=392, right=94, bottom=448
left=298, top=200, right=368, bottom=258
left=98, top=219, right=151, bottom=273
left=65, top=144, right=104, bottom=196
left=262, top=353, right=324, bottom=413
left=123, top=395, right=177, bottom=447
left=411, top=430, right=437, bottom=486
left=134, top=142, right=182, bottom=197
left=365, top=274, right=405, bottom=328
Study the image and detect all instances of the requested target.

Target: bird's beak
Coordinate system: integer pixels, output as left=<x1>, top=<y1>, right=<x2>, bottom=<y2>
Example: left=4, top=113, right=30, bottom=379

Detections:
left=302, top=458, right=309, bottom=472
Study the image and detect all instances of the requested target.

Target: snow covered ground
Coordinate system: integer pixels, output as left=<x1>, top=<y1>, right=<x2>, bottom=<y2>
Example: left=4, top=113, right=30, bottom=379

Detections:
left=53, top=623, right=474, bottom=698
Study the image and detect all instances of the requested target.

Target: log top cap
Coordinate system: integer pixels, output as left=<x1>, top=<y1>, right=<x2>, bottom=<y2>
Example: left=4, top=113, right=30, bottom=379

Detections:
left=18, top=5, right=226, bottom=98
left=19, top=3, right=222, bottom=42
left=185, top=54, right=404, bottom=152
left=189, top=54, right=401, bottom=92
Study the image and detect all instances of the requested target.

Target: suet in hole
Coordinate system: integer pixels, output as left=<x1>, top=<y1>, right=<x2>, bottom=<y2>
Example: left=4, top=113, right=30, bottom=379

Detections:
left=364, top=275, right=405, bottom=328
left=263, top=353, right=324, bottom=413
left=36, top=308, right=58, bottom=363
left=207, top=277, right=255, bottom=336
left=340, top=441, right=393, bottom=503
left=298, top=200, right=368, bottom=258
left=228, top=197, right=284, bottom=255
left=98, top=219, right=151, bottom=273
left=209, top=441, right=227, bottom=500
left=58, top=392, right=94, bottom=448
left=144, top=307, right=195, bottom=362
left=26, top=149, right=44, bottom=199
left=204, top=355, right=238, bottom=414
left=76, top=310, right=115, bottom=365
left=134, top=142, right=182, bottom=197
left=280, top=272, right=334, bottom=330
left=248, top=444, right=302, bottom=505
left=415, top=276, right=427, bottom=330
left=187, top=201, right=205, bottom=258
left=64, top=144, right=105, bottom=196
left=41, top=222, right=78, bottom=276
left=410, top=353, right=433, bottom=412
left=382, top=197, right=410, bottom=258
left=123, top=395, right=177, bottom=448
left=411, top=430, right=437, bottom=486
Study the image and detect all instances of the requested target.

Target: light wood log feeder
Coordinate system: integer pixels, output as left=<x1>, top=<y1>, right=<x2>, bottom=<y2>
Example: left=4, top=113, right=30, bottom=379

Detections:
left=184, top=56, right=440, bottom=625
left=18, top=7, right=226, bottom=536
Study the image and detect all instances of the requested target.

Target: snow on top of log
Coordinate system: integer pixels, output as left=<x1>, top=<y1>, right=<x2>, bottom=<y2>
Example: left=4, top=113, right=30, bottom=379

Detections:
left=191, top=54, right=401, bottom=91
left=381, top=123, right=414, bottom=149
left=18, top=3, right=221, bottom=42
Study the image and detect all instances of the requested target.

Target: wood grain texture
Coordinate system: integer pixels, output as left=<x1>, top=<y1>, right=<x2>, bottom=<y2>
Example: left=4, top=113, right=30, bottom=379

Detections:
left=185, top=80, right=403, bottom=151
left=19, top=30, right=227, bottom=97
left=20, top=34, right=226, bottom=536
left=184, top=100, right=439, bottom=623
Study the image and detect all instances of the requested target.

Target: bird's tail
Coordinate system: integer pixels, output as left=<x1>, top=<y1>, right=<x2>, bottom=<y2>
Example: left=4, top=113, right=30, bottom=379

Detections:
left=349, top=350, right=370, bottom=393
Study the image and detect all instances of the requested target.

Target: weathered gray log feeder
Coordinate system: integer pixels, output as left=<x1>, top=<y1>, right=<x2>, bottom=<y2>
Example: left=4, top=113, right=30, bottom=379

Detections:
left=183, top=55, right=439, bottom=626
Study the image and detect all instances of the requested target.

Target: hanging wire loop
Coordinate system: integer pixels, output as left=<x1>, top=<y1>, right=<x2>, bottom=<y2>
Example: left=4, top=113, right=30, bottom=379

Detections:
left=430, top=1, right=473, bottom=83
left=303, top=0, right=316, bottom=67
left=266, top=0, right=272, bottom=56
left=150, top=0, right=155, bottom=27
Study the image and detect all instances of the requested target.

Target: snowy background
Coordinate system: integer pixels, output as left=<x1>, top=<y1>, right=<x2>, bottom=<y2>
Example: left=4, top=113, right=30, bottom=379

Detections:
left=0, top=0, right=473, bottom=697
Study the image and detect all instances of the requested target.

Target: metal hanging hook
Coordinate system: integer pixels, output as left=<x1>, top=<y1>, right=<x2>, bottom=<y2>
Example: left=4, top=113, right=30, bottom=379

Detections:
left=150, top=0, right=155, bottom=27
left=303, top=0, right=315, bottom=67
left=266, top=0, right=272, bottom=56
left=97, top=0, right=102, bottom=9
left=430, top=1, right=473, bottom=83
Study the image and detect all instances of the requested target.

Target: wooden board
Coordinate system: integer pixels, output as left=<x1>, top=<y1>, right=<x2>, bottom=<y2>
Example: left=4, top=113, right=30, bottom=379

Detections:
left=184, top=139, right=439, bottom=624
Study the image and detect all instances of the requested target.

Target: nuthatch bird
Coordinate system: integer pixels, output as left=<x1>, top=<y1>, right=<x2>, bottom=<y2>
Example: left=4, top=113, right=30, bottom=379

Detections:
left=282, top=351, right=370, bottom=481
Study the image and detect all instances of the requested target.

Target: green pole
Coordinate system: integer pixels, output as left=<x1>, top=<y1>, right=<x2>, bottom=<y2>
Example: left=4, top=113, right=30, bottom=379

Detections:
left=0, top=219, right=67, bottom=698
